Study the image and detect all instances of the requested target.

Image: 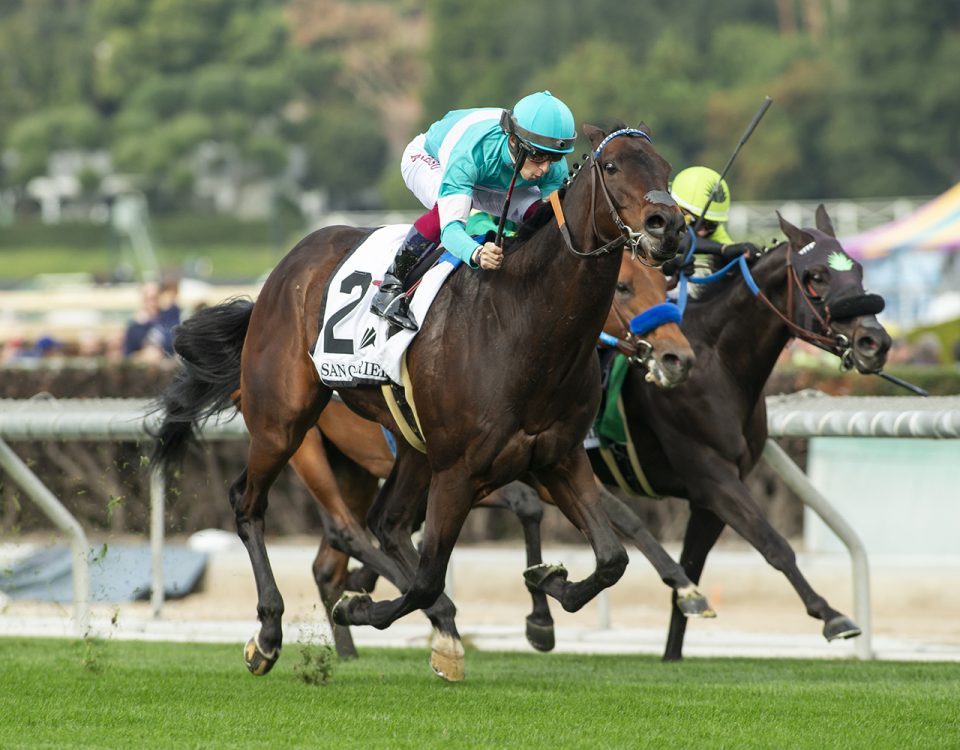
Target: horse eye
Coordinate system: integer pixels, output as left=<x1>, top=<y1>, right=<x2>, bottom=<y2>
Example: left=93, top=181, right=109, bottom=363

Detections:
left=604, top=161, right=617, bottom=174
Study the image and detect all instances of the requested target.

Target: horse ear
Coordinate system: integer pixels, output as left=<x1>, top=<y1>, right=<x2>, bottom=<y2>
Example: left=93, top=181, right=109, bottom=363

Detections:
left=815, top=204, right=836, bottom=238
left=777, top=211, right=814, bottom=248
left=583, top=123, right=607, bottom=149
left=635, top=121, right=652, bottom=138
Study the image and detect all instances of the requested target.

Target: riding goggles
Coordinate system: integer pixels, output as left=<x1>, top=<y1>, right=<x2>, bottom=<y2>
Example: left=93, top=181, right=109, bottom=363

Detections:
left=521, top=142, right=565, bottom=164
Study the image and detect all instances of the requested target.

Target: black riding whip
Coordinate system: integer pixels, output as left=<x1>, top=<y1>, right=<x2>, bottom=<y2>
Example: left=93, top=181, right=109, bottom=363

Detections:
left=691, top=95, right=773, bottom=236
left=876, top=371, right=929, bottom=397
left=495, top=150, right=527, bottom=249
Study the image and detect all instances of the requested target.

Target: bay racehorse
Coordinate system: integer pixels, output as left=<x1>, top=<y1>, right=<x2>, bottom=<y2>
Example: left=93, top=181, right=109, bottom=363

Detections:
left=153, top=121, right=708, bottom=679
left=599, top=206, right=891, bottom=659
left=154, top=245, right=694, bottom=661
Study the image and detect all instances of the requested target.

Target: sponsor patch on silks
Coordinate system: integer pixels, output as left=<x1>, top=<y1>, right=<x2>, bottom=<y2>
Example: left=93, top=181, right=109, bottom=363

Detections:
left=312, top=224, right=461, bottom=387
left=827, top=251, right=855, bottom=272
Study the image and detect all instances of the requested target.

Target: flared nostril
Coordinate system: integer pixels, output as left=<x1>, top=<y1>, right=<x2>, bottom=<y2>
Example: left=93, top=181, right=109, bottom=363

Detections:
left=856, top=335, right=880, bottom=355
left=645, top=212, right=667, bottom=237
left=662, top=352, right=691, bottom=374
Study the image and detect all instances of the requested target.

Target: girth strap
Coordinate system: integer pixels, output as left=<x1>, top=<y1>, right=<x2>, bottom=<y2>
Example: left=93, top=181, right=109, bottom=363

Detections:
left=380, top=353, right=427, bottom=453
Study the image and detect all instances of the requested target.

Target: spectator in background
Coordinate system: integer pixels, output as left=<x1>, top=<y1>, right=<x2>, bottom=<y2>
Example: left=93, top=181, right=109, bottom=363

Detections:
left=158, top=275, right=182, bottom=333
left=123, top=281, right=175, bottom=361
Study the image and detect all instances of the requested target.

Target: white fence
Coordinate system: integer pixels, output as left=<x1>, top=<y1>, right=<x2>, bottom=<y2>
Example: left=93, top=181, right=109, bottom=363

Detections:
left=2, top=393, right=959, bottom=659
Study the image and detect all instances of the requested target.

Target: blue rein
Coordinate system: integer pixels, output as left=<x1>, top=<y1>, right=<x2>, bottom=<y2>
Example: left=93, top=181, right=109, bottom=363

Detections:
left=675, top=226, right=760, bottom=315
left=610, top=226, right=761, bottom=346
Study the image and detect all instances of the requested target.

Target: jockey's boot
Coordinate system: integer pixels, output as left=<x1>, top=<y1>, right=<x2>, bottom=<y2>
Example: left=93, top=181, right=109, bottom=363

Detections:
left=370, top=227, right=437, bottom=331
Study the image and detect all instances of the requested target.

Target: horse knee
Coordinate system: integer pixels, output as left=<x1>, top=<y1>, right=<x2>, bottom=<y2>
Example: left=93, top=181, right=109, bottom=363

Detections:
left=598, top=548, right=629, bottom=587
left=406, top=571, right=447, bottom=611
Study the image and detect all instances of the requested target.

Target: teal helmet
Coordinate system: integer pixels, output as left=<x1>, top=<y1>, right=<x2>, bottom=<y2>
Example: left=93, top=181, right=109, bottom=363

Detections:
left=501, top=90, right=576, bottom=154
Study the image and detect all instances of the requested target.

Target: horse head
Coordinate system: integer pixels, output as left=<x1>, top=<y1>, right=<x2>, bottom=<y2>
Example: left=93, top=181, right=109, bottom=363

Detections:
left=604, top=250, right=695, bottom=387
left=581, top=121, right=685, bottom=266
left=777, top=206, right=892, bottom=374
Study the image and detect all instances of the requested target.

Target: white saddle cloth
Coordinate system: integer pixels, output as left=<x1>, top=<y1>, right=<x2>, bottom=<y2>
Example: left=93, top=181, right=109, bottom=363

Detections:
left=311, top=224, right=461, bottom=387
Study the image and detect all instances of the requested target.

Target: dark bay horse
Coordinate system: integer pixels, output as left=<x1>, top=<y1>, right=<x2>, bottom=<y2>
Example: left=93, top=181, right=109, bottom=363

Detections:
left=602, top=207, right=891, bottom=660
left=306, top=247, right=696, bottom=659
left=154, top=122, right=702, bottom=679
left=155, top=247, right=696, bottom=663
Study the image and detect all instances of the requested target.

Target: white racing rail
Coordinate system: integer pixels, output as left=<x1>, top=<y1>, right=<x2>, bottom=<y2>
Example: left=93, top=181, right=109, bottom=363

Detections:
left=1, top=393, right=959, bottom=659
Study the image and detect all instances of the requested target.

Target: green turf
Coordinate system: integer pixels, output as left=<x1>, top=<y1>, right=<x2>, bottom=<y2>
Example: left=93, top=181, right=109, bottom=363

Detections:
left=0, top=638, right=958, bottom=749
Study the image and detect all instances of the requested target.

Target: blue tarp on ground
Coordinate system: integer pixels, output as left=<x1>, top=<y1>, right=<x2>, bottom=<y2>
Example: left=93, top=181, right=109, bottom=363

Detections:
left=0, top=543, right=208, bottom=602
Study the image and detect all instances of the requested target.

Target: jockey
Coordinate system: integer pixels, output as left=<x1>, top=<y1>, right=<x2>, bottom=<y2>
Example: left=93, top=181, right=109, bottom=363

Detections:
left=662, top=165, right=759, bottom=291
left=670, top=165, right=758, bottom=259
left=370, top=90, right=576, bottom=331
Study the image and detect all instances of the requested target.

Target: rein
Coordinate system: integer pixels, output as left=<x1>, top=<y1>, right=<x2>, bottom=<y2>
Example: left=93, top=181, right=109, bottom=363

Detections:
left=549, top=128, right=659, bottom=261
left=675, top=229, right=856, bottom=360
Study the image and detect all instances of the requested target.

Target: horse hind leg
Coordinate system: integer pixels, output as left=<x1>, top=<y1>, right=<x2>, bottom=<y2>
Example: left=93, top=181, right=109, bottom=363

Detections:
left=482, top=480, right=555, bottom=652
left=235, top=392, right=332, bottom=676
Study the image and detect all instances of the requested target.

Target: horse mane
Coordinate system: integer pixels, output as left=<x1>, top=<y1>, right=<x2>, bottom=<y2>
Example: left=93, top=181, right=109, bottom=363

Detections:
left=506, top=195, right=562, bottom=249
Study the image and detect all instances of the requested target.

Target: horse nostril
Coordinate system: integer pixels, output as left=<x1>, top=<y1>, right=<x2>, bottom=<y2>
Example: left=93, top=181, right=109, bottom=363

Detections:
left=662, top=352, right=683, bottom=373
left=856, top=334, right=880, bottom=356
left=645, top=212, right=666, bottom=237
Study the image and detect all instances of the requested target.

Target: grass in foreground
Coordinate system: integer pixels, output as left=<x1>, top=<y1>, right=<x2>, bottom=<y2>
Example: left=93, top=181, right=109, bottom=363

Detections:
left=0, top=638, right=958, bottom=749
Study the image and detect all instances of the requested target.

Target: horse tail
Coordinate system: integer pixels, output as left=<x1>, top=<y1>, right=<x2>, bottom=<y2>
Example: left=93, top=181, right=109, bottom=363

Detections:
left=150, top=297, right=254, bottom=470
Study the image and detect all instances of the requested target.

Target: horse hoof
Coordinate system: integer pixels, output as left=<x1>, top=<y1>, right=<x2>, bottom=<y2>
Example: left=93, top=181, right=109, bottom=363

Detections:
left=331, top=592, right=372, bottom=626
left=525, top=617, right=556, bottom=652
left=429, top=630, right=465, bottom=683
left=824, top=615, right=861, bottom=641
left=523, top=562, right=568, bottom=590
left=244, top=635, right=280, bottom=676
left=676, top=585, right=716, bottom=618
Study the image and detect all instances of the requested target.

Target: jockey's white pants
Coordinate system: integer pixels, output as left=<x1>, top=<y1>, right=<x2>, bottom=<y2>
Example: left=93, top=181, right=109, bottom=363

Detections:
left=400, top=134, right=540, bottom=225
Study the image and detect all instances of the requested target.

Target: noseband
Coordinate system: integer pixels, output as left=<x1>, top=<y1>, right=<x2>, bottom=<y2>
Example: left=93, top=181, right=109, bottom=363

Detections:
left=549, top=128, right=674, bottom=262
left=599, top=296, right=683, bottom=368
left=784, top=241, right=885, bottom=368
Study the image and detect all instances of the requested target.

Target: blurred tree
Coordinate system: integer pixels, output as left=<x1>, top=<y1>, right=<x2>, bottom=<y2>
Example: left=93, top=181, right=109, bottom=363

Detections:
left=2, top=0, right=958, bottom=212
left=823, top=0, right=960, bottom=196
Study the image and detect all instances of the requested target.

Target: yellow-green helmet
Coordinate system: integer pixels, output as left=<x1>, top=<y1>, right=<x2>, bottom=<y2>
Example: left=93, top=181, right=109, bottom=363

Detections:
left=670, top=166, right=731, bottom=223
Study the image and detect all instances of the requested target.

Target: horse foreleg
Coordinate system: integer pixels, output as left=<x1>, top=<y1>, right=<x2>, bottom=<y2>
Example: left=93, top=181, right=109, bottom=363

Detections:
left=699, top=477, right=858, bottom=643
left=663, top=506, right=726, bottom=661
left=335, top=463, right=473, bottom=681
left=481, top=480, right=555, bottom=652
left=596, top=484, right=714, bottom=617
left=527, top=449, right=629, bottom=613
